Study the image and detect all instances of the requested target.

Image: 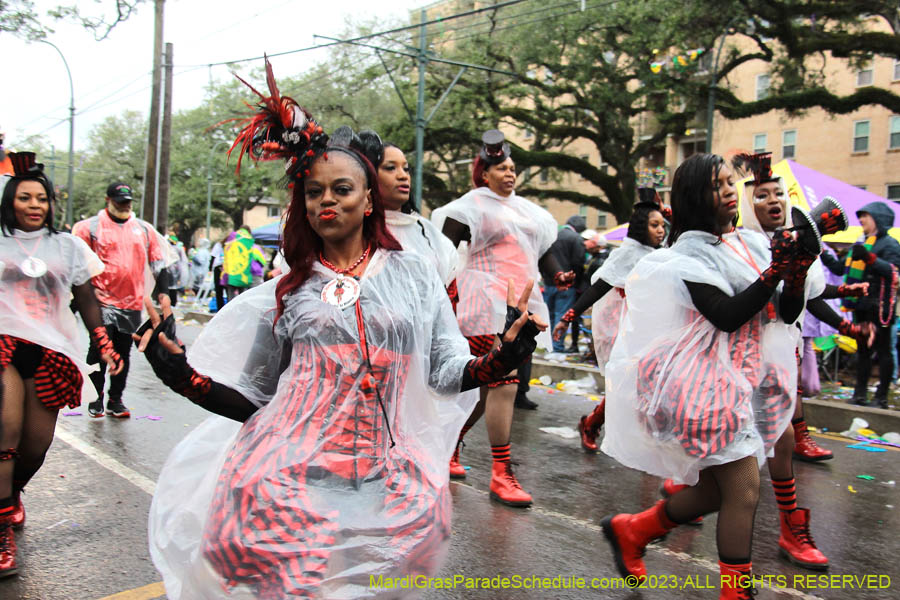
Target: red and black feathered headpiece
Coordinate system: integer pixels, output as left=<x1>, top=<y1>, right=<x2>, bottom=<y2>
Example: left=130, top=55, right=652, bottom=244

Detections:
left=226, top=56, right=329, bottom=182
left=8, top=152, right=45, bottom=179
left=731, top=152, right=778, bottom=186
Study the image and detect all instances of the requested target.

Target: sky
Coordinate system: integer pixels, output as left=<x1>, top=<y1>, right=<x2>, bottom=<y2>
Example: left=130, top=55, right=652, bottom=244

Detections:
left=1, top=0, right=428, bottom=152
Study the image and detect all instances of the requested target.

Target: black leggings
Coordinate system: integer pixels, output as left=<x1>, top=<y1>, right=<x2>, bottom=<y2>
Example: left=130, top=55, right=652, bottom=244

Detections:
left=855, top=313, right=894, bottom=399
left=88, top=325, right=133, bottom=401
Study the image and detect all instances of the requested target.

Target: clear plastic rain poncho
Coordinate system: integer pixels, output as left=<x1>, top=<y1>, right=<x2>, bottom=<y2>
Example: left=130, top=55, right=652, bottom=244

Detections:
left=72, top=209, right=175, bottom=332
left=0, top=228, right=104, bottom=402
left=149, top=249, right=479, bottom=600
left=589, top=237, right=656, bottom=375
left=602, top=229, right=821, bottom=485
left=385, top=210, right=458, bottom=287
left=431, top=187, right=557, bottom=349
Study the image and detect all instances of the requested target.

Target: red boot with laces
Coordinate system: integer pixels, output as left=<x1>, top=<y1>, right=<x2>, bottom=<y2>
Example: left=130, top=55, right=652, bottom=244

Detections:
left=489, top=462, right=532, bottom=507
left=601, top=500, right=676, bottom=584
left=449, top=444, right=466, bottom=479
left=719, top=561, right=755, bottom=600
left=577, top=400, right=605, bottom=452
left=778, top=508, right=828, bottom=570
left=792, top=421, right=833, bottom=462
left=0, top=519, right=17, bottom=578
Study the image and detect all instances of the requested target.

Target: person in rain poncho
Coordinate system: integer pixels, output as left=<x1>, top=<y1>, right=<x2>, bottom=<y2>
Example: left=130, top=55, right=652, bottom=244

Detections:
left=0, top=153, right=121, bottom=578
left=134, top=60, right=546, bottom=600
left=431, top=129, right=574, bottom=508
left=189, top=238, right=211, bottom=294
left=72, top=181, right=171, bottom=419
left=551, top=190, right=667, bottom=453
left=697, top=151, right=869, bottom=572
left=599, top=154, right=815, bottom=600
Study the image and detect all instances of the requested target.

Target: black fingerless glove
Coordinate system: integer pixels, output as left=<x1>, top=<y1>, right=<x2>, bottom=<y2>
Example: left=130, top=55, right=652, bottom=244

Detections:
left=459, top=306, right=541, bottom=391
left=135, top=315, right=202, bottom=394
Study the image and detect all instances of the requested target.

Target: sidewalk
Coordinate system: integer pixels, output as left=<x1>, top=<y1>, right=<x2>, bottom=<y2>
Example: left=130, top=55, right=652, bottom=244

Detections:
left=531, top=355, right=900, bottom=436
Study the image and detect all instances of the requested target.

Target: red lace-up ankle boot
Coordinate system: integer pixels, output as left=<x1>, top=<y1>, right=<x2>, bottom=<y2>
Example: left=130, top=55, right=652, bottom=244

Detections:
left=778, top=508, right=828, bottom=570
left=449, top=443, right=466, bottom=479
left=601, top=500, right=677, bottom=583
left=577, top=400, right=606, bottom=452
left=9, top=492, right=23, bottom=531
left=489, top=461, right=532, bottom=507
left=719, top=561, right=755, bottom=600
left=659, top=479, right=703, bottom=525
left=0, top=499, right=18, bottom=578
left=792, top=420, right=833, bottom=462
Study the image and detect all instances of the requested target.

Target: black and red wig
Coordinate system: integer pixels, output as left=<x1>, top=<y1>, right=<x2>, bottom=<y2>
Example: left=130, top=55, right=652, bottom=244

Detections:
left=226, top=58, right=399, bottom=321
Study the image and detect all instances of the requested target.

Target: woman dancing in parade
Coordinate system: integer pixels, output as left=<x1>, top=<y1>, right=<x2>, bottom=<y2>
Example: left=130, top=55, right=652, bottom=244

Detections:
left=693, top=151, right=869, bottom=571
left=432, top=130, right=573, bottom=507
left=358, top=131, right=459, bottom=294
left=0, top=153, right=121, bottom=577
left=600, top=153, right=815, bottom=599
left=551, top=190, right=667, bottom=452
left=140, top=60, right=545, bottom=599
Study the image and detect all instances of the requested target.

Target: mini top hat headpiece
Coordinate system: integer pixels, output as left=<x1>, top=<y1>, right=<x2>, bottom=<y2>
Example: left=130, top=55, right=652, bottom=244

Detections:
left=8, top=152, right=45, bottom=179
left=478, top=129, right=511, bottom=166
left=731, top=152, right=779, bottom=187
left=227, top=57, right=329, bottom=183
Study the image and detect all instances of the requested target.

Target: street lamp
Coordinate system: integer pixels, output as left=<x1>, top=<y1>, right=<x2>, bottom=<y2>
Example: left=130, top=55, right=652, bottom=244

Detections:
left=206, top=140, right=231, bottom=237
left=39, top=40, right=75, bottom=226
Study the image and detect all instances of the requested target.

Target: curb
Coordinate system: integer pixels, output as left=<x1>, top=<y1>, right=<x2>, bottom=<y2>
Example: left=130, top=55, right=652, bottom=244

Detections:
left=182, top=310, right=214, bottom=324
left=530, top=358, right=900, bottom=434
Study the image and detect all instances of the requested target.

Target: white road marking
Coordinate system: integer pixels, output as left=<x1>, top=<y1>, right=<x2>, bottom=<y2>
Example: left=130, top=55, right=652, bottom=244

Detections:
left=454, top=481, right=826, bottom=600
left=54, top=426, right=157, bottom=496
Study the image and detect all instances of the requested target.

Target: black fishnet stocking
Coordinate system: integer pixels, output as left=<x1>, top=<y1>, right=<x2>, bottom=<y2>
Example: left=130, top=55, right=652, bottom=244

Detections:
left=663, top=455, right=760, bottom=562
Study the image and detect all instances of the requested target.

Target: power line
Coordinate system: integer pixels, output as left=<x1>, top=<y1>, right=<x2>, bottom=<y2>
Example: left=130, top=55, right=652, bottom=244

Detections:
left=173, top=0, right=530, bottom=69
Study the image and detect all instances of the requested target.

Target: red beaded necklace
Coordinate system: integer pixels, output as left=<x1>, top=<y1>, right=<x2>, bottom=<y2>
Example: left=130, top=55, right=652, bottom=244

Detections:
left=319, top=243, right=371, bottom=275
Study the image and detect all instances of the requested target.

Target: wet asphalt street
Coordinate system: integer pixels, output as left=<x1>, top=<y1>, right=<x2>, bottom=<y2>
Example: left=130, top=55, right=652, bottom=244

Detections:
left=1, top=320, right=897, bottom=600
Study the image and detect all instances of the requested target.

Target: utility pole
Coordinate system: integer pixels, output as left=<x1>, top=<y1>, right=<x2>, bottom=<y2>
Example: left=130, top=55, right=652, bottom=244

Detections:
left=413, top=8, right=427, bottom=213
left=142, top=0, right=164, bottom=224
left=157, top=42, right=173, bottom=234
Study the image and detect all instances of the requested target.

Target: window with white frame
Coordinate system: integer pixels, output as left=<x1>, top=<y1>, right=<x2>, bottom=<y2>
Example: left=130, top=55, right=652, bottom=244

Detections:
left=894, top=60, right=900, bottom=81
left=267, top=205, right=281, bottom=218
left=753, top=133, right=768, bottom=153
left=597, top=214, right=607, bottom=229
left=539, top=169, right=549, bottom=183
left=755, top=73, right=770, bottom=100
left=857, top=65, right=874, bottom=87
left=853, top=120, right=870, bottom=152
left=887, top=184, right=900, bottom=201
left=579, top=155, right=589, bottom=180
left=523, top=129, right=533, bottom=139
left=782, top=130, right=796, bottom=159
left=890, top=116, right=900, bottom=149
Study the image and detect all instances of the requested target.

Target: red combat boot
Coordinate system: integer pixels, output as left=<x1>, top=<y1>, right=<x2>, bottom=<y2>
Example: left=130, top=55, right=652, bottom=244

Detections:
left=0, top=519, right=16, bottom=578
left=659, top=479, right=703, bottom=525
left=577, top=400, right=606, bottom=452
left=489, top=462, right=532, bottom=507
left=778, top=508, right=828, bottom=570
left=449, top=443, right=466, bottom=479
left=792, top=421, right=833, bottom=462
left=601, top=500, right=676, bottom=584
left=719, top=561, right=754, bottom=600
left=9, top=493, right=23, bottom=531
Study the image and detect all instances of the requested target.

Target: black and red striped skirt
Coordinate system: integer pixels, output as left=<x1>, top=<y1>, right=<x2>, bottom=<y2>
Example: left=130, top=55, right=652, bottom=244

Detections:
left=0, top=335, right=83, bottom=410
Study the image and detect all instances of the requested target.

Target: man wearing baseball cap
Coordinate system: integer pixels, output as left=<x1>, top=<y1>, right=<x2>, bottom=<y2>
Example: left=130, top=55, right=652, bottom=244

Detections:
left=72, top=181, right=170, bottom=418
